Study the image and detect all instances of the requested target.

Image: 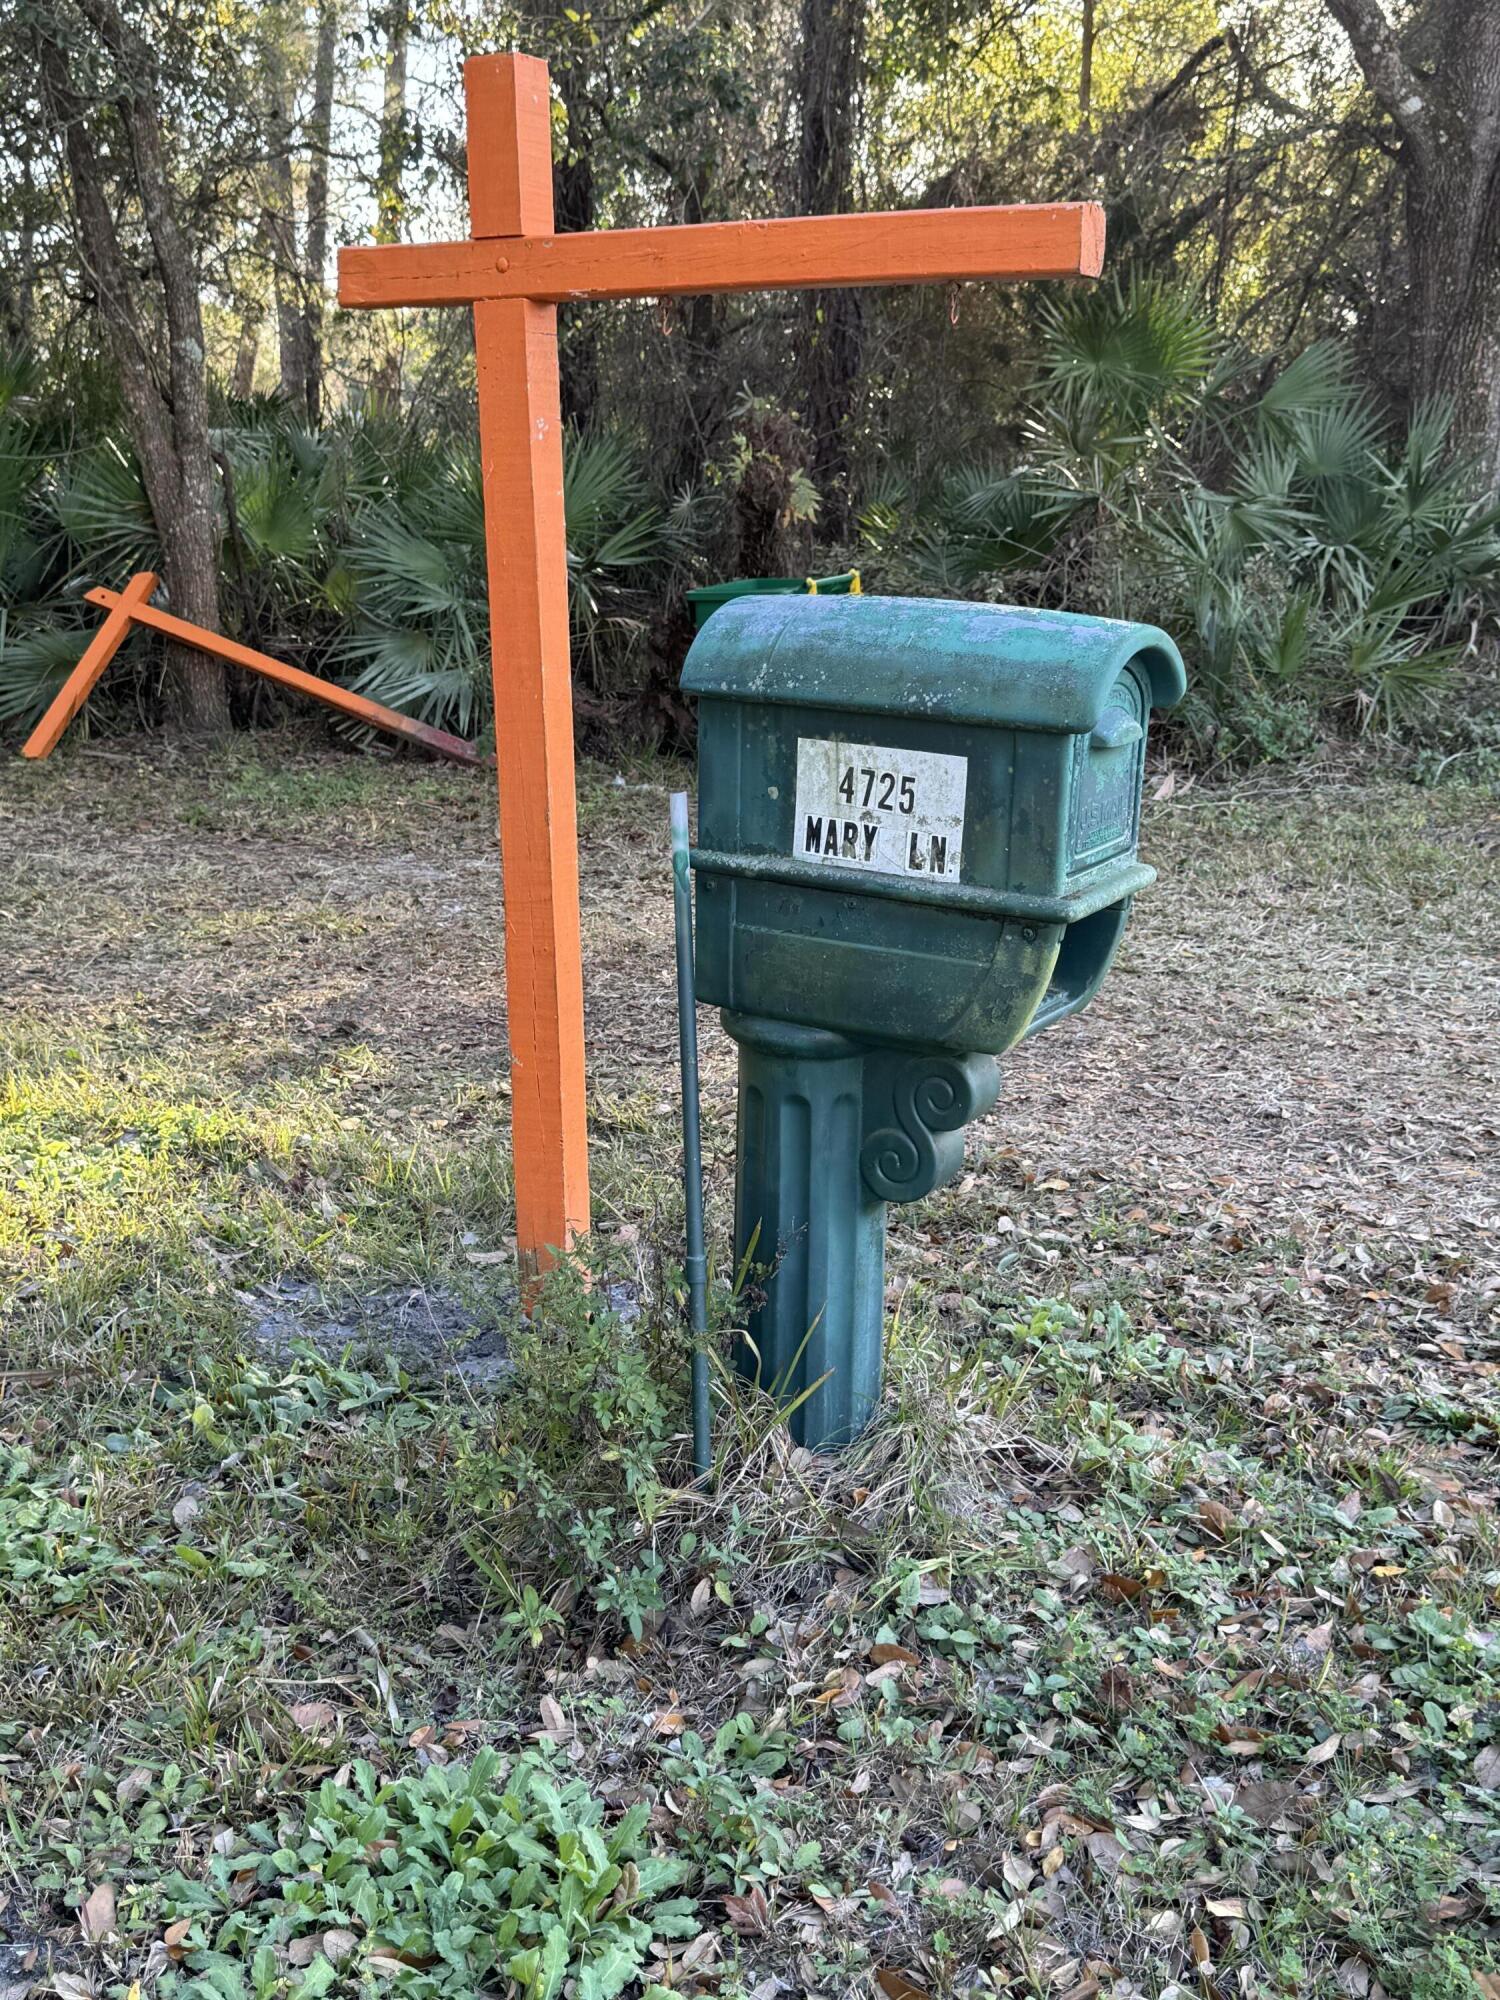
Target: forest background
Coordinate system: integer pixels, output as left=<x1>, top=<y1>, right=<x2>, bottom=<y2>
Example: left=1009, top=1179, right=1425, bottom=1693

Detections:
left=2, top=0, right=1499, bottom=771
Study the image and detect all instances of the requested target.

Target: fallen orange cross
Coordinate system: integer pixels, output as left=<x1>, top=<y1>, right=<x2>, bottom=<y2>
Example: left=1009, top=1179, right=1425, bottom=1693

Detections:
left=19, top=571, right=482, bottom=768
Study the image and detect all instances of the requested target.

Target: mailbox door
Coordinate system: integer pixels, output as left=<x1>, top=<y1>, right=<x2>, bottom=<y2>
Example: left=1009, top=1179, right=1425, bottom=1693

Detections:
left=1068, top=664, right=1148, bottom=876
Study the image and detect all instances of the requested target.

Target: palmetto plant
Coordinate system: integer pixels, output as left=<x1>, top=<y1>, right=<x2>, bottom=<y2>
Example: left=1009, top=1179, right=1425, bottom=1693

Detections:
left=862, top=280, right=1500, bottom=749
left=859, top=463, right=1091, bottom=593
left=338, top=429, right=673, bottom=737
left=0, top=371, right=686, bottom=738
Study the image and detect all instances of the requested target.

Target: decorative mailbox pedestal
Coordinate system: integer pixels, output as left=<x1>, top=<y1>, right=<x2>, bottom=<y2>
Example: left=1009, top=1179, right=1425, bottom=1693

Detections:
left=685, top=594, right=1186, bottom=1449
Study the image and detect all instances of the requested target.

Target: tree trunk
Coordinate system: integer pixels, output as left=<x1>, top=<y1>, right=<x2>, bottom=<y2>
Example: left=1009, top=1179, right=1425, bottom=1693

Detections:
left=265, top=62, right=311, bottom=414
left=1079, top=0, right=1096, bottom=125
left=1406, top=147, right=1500, bottom=489
left=39, top=1, right=229, bottom=734
left=371, top=0, right=410, bottom=401
left=375, top=0, right=410, bottom=245
left=2, top=146, right=38, bottom=341
left=798, top=0, right=865, bottom=534
left=668, top=164, right=728, bottom=493
left=1323, top=0, right=1500, bottom=489
left=300, top=0, right=338, bottom=425
left=554, top=68, right=598, bottom=432
left=232, top=308, right=262, bottom=397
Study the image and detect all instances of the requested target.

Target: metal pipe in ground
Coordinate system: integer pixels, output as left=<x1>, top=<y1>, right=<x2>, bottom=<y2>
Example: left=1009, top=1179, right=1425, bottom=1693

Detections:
left=670, top=791, right=712, bottom=1483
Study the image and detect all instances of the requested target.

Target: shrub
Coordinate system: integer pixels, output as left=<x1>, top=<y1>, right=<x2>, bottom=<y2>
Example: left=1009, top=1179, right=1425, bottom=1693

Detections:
left=859, top=280, right=1500, bottom=757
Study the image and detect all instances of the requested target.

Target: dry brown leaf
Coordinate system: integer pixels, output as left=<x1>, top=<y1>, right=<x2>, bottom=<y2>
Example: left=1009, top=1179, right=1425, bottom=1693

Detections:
left=1233, top=1779, right=1294, bottom=1827
left=538, top=1695, right=569, bottom=1737
left=1002, top=1850, right=1034, bottom=1891
left=287, top=1939, right=320, bottom=1968
left=115, top=1767, right=153, bottom=1807
left=723, top=1885, right=772, bottom=1935
left=868, top=1643, right=919, bottom=1667
left=1198, top=1499, right=1237, bottom=1541
left=1422, top=1895, right=1472, bottom=1925
left=322, top=1930, right=358, bottom=1965
left=1472, top=1743, right=1500, bottom=1790
left=1305, top=1732, right=1343, bottom=1766
left=677, top=1931, right=720, bottom=1972
left=1098, top=1663, right=1134, bottom=1712
left=875, top=1971, right=932, bottom=2000
left=289, top=1700, right=338, bottom=1737
left=1096, top=1573, right=1144, bottom=1603
left=1189, top=1926, right=1211, bottom=1967
left=79, top=1883, right=115, bottom=1945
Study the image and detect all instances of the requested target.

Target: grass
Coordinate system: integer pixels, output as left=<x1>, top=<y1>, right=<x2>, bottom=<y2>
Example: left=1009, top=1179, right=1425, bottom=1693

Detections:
left=1, top=742, right=1498, bottom=2000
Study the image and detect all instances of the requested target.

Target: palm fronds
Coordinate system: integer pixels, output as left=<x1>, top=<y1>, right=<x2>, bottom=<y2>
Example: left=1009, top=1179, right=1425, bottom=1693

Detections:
left=861, top=283, right=1500, bottom=751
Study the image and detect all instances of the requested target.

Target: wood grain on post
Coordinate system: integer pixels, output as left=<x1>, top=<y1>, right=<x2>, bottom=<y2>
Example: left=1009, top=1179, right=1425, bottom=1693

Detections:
left=21, top=570, right=160, bottom=759
left=465, top=57, right=592, bottom=1269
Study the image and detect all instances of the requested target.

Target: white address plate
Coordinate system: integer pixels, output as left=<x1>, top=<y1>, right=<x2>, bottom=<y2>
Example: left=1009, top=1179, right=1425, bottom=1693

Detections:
left=793, top=736, right=967, bottom=882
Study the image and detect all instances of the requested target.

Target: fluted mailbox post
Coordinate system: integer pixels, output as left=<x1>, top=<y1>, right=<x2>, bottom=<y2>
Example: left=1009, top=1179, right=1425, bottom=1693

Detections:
left=684, top=594, right=1186, bottom=1450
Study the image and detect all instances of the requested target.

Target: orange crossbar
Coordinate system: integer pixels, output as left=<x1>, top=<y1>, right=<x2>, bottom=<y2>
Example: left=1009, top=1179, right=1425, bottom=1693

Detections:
left=339, top=202, right=1105, bottom=310
left=15, top=575, right=482, bottom=766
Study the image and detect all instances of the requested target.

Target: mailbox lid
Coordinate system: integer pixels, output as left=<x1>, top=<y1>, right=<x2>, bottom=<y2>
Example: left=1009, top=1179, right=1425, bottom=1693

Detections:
left=682, top=594, right=1186, bottom=732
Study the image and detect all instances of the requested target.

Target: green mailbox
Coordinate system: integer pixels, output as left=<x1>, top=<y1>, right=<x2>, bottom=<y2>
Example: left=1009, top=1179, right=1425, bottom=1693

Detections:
left=684, top=593, right=1186, bottom=1448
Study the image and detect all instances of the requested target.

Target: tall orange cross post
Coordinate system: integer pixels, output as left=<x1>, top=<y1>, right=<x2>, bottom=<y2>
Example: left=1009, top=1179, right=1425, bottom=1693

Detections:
left=339, top=51, right=1103, bottom=1276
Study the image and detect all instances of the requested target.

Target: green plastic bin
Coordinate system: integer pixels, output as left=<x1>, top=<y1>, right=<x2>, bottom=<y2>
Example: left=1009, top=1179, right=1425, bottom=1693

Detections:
left=685, top=570, right=861, bottom=631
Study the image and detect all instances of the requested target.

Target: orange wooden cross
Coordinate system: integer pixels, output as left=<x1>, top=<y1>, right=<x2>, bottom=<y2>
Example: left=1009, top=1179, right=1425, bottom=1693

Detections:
left=338, top=51, right=1104, bottom=1274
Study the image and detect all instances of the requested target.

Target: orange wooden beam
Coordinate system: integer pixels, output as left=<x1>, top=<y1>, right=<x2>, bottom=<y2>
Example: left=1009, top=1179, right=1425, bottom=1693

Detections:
left=82, top=587, right=483, bottom=766
left=21, top=570, right=159, bottom=759
left=466, top=57, right=592, bottom=1271
left=339, top=201, right=1105, bottom=309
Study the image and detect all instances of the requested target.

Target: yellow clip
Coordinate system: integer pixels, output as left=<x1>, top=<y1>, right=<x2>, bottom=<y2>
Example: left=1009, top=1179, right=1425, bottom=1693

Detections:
left=850, top=571, right=862, bottom=594
left=805, top=578, right=818, bottom=594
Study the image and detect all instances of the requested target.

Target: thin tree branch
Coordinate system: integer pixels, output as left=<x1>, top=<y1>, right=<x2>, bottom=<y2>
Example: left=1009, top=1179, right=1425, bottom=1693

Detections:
left=1321, top=0, right=1435, bottom=167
